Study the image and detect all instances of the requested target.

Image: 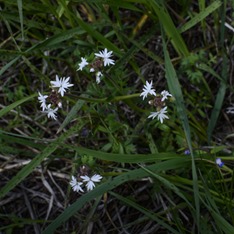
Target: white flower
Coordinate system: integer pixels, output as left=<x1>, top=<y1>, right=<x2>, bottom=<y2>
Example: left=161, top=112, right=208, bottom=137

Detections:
left=161, top=90, right=172, bottom=102
left=40, top=102, right=48, bottom=112
left=96, top=71, right=103, bottom=84
left=140, top=81, right=156, bottom=100
left=216, top=158, right=224, bottom=167
left=77, top=57, right=89, bottom=71
left=90, top=68, right=95, bottom=72
left=148, top=111, right=158, bottom=120
left=50, top=75, right=74, bottom=97
left=148, top=106, right=169, bottom=123
left=38, top=92, right=48, bottom=103
left=95, top=48, right=115, bottom=66
left=80, top=174, right=103, bottom=191
left=38, top=92, right=48, bottom=111
left=226, top=106, right=234, bottom=114
left=57, top=102, right=62, bottom=108
left=44, top=104, right=58, bottom=120
left=70, top=176, right=84, bottom=193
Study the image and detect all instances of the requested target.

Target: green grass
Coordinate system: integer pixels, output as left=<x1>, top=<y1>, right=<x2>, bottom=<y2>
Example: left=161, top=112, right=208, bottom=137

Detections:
left=0, top=0, right=234, bottom=233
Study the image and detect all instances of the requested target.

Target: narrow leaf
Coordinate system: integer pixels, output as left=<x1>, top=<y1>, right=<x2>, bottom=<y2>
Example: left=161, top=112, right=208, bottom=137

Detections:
left=17, top=0, right=24, bottom=40
left=0, top=94, right=37, bottom=118
left=179, top=0, right=222, bottom=33
left=162, top=29, right=200, bottom=229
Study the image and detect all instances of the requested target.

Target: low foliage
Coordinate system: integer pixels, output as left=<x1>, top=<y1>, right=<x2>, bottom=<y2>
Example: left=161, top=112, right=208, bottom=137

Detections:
left=0, top=0, right=234, bottom=233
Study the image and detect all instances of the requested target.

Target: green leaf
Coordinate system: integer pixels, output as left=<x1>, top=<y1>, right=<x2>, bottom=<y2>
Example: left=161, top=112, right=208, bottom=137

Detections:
left=148, top=0, right=189, bottom=57
left=211, top=211, right=234, bottom=234
left=104, top=1, right=142, bottom=11
left=17, top=0, right=24, bottom=40
left=207, top=2, right=228, bottom=143
left=110, top=192, right=181, bottom=234
left=140, top=165, right=193, bottom=209
left=0, top=56, right=21, bottom=76
left=179, top=0, right=222, bottom=33
left=0, top=131, right=45, bottom=150
left=71, top=145, right=181, bottom=163
left=57, top=94, right=88, bottom=133
left=26, top=27, right=85, bottom=51
left=0, top=94, right=37, bottom=118
left=162, top=29, right=200, bottom=229
left=76, top=16, right=122, bottom=56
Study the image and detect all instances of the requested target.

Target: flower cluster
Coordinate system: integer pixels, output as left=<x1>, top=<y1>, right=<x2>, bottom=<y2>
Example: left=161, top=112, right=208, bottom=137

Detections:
left=38, top=75, right=73, bottom=120
left=77, top=48, right=115, bottom=84
left=140, top=81, right=173, bottom=123
left=70, top=166, right=103, bottom=193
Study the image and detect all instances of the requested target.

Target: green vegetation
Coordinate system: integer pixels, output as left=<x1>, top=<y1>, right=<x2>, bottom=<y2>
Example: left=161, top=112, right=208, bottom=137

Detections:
left=0, top=0, right=234, bottom=233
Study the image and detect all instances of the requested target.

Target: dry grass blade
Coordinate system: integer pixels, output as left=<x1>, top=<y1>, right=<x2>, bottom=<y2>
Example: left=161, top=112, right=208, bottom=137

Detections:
left=22, top=186, right=41, bottom=234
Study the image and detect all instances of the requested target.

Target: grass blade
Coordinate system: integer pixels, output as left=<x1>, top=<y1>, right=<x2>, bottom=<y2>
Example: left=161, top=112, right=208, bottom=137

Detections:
left=110, top=192, right=181, bottom=234
left=179, top=0, right=222, bottom=33
left=148, top=0, right=189, bottom=57
left=57, top=94, right=88, bottom=133
left=161, top=29, right=200, bottom=229
left=0, top=56, right=21, bottom=76
left=0, top=94, right=37, bottom=118
left=207, top=0, right=228, bottom=143
left=76, top=16, right=122, bottom=55
left=140, top=165, right=193, bottom=209
left=71, top=145, right=181, bottom=163
left=17, top=0, right=24, bottom=40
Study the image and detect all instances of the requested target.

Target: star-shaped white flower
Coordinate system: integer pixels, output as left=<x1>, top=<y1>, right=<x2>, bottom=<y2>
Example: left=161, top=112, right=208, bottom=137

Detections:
left=80, top=174, right=103, bottom=191
left=216, top=158, right=224, bottom=168
left=70, top=176, right=84, bottom=193
left=77, top=57, right=89, bottom=71
left=148, top=106, right=169, bottom=123
left=50, top=75, right=74, bottom=97
left=95, top=48, right=115, bottom=66
left=96, top=71, right=103, bottom=84
left=161, top=90, right=172, bottom=102
left=44, top=104, right=58, bottom=120
left=38, top=92, right=48, bottom=111
left=140, top=81, right=156, bottom=100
